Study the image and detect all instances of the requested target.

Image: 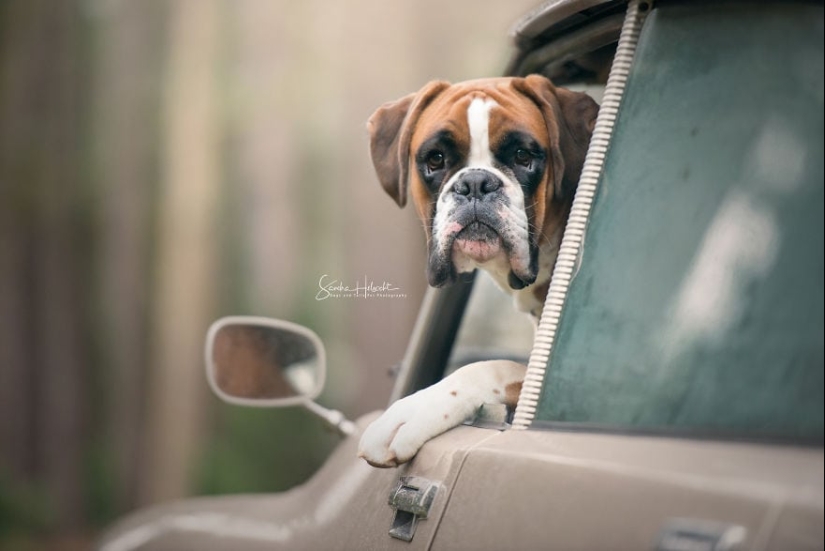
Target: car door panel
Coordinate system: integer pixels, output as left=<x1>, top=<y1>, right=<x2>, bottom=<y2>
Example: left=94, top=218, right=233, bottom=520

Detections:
left=431, top=430, right=823, bottom=550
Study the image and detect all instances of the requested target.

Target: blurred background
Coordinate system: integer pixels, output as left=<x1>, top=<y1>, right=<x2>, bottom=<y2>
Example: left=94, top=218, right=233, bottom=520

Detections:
left=0, top=0, right=537, bottom=548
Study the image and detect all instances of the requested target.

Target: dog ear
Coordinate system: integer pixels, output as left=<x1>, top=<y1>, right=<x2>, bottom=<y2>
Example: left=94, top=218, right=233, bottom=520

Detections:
left=514, top=74, right=599, bottom=200
left=367, top=80, right=450, bottom=208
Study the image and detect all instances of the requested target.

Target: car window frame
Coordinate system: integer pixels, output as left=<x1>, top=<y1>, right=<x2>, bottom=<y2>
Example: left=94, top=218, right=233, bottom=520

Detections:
left=526, top=0, right=825, bottom=445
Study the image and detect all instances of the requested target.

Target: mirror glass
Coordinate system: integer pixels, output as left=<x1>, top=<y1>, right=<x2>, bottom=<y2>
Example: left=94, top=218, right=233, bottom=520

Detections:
left=210, top=322, right=323, bottom=401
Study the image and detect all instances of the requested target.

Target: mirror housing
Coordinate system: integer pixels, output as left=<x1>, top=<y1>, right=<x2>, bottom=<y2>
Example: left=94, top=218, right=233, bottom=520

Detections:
left=204, top=316, right=355, bottom=436
left=206, top=316, right=326, bottom=407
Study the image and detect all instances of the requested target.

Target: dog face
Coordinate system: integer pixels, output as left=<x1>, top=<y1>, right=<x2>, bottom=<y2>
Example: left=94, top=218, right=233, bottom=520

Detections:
left=369, top=75, right=598, bottom=294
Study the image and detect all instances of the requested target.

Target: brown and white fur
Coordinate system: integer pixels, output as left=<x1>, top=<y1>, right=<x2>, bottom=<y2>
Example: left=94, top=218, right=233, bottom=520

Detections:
left=358, top=75, right=598, bottom=467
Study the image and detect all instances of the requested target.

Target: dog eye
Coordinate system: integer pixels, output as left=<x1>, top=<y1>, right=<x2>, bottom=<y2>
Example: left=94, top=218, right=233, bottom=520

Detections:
left=514, top=148, right=532, bottom=167
left=426, top=151, right=445, bottom=171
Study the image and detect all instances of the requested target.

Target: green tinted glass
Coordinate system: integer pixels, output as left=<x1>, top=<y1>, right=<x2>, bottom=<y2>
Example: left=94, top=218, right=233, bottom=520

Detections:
left=535, top=3, right=824, bottom=441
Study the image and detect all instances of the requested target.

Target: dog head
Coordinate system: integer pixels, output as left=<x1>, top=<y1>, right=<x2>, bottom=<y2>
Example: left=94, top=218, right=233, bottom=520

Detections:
left=368, top=75, right=598, bottom=295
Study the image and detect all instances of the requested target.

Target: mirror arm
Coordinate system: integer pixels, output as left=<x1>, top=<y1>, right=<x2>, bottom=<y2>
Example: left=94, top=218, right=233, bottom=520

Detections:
left=302, top=399, right=357, bottom=437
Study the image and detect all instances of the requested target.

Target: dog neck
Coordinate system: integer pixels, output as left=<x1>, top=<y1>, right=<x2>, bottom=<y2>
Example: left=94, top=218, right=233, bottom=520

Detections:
left=483, top=211, right=568, bottom=321
left=515, top=238, right=562, bottom=320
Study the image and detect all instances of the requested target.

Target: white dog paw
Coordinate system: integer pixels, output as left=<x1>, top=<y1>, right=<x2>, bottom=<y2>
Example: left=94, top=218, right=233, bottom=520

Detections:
left=357, top=360, right=526, bottom=468
left=357, top=385, right=477, bottom=468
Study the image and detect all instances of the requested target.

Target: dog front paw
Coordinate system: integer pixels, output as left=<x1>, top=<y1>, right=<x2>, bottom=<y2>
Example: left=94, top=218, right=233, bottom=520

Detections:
left=357, top=384, right=477, bottom=468
left=357, top=360, right=526, bottom=468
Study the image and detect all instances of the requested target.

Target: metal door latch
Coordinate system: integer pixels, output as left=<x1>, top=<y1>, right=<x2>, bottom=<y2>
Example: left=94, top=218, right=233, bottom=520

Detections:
left=656, top=518, right=747, bottom=551
left=387, top=476, right=439, bottom=542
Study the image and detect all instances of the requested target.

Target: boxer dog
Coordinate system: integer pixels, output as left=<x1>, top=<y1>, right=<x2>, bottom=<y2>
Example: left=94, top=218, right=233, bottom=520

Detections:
left=358, top=75, right=598, bottom=467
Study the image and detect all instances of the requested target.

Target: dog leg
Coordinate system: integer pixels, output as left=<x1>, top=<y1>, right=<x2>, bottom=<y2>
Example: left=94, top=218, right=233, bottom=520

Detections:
left=358, top=360, right=526, bottom=468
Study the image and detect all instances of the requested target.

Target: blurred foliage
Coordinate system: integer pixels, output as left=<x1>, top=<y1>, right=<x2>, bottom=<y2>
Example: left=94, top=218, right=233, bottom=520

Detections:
left=0, top=474, right=53, bottom=538
left=196, top=408, right=337, bottom=496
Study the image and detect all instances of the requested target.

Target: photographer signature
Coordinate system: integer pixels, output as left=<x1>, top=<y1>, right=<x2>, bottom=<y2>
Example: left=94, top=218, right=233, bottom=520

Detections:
left=315, top=274, right=406, bottom=301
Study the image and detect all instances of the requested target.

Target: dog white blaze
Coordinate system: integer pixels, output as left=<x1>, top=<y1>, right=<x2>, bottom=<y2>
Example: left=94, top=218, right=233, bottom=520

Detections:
left=467, top=97, right=496, bottom=167
left=462, top=97, right=528, bottom=217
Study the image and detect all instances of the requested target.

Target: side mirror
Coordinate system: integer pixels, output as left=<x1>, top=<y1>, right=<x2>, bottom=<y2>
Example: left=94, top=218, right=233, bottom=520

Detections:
left=205, top=316, right=356, bottom=436
left=205, top=316, right=326, bottom=407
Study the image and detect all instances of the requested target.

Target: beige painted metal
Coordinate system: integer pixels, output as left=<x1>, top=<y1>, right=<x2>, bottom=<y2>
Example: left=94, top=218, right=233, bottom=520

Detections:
left=100, top=416, right=823, bottom=550
left=432, top=430, right=823, bottom=550
left=97, top=413, right=502, bottom=550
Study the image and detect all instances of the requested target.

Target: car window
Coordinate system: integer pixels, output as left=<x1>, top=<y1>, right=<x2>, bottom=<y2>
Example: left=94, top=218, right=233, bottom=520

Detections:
left=446, top=271, right=535, bottom=375
left=534, top=2, right=824, bottom=442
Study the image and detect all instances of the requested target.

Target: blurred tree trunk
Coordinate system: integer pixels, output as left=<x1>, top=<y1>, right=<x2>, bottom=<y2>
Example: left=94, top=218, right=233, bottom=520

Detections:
left=139, top=0, right=221, bottom=505
left=0, top=0, right=89, bottom=529
left=91, top=0, right=166, bottom=513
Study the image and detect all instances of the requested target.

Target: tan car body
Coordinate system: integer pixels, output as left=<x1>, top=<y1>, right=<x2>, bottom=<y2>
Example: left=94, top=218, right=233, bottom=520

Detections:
left=100, top=411, right=822, bottom=550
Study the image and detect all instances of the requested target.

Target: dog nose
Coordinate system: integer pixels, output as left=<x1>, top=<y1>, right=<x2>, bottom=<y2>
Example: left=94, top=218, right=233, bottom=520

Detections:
left=454, top=170, right=501, bottom=199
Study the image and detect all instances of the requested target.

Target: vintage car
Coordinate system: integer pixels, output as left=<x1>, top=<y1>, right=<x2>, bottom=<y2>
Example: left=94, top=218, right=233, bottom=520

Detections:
left=98, top=0, right=824, bottom=549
